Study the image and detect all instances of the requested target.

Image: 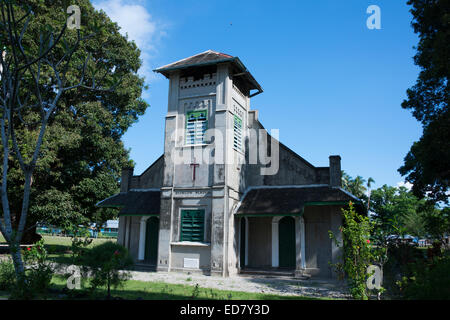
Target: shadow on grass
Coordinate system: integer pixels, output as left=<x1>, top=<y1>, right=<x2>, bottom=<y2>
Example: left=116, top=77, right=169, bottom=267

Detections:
left=47, top=276, right=322, bottom=301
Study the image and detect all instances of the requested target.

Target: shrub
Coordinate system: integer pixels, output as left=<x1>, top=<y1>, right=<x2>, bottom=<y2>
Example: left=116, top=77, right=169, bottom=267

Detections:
left=81, top=242, right=133, bottom=299
left=0, top=260, right=16, bottom=291
left=397, top=251, right=450, bottom=299
left=9, top=239, right=54, bottom=299
left=329, top=202, right=382, bottom=300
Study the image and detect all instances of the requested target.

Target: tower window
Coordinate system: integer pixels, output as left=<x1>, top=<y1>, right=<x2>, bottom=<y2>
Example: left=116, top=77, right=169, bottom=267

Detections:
left=233, top=115, right=243, bottom=151
left=186, top=110, right=208, bottom=145
left=180, top=209, right=205, bottom=242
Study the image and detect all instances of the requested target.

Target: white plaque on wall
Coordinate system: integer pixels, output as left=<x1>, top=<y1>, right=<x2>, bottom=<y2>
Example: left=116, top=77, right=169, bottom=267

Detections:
left=184, top=258, right=200, bottom=269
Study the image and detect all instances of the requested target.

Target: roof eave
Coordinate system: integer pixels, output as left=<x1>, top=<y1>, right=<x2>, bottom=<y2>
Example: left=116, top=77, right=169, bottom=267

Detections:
left=154, top=56, right=263, bottom=93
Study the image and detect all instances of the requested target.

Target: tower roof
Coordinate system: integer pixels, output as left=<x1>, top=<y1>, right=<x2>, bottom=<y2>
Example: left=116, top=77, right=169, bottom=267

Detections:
left=154, top=50, right=263, bottom=96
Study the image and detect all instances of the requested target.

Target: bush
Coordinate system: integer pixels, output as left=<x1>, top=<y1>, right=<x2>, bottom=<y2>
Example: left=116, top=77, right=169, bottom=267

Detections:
left=397, top=251, right=450, bottom=299
left=329, top=202, right=384, bottom=300
left=0, top=260, right=16, bottom=291
left=81, top=242, right=133, bottom=299
left=9, top=239, right=54, bottom=299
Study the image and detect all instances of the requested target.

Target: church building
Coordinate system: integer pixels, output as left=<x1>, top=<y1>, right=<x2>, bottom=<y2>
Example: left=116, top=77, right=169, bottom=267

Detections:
left=97, top=50, right=360, bottom=278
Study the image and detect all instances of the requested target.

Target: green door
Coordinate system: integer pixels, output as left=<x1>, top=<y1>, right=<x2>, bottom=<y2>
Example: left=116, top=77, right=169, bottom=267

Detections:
left=145, top=217, right=159, bottom=265
left=278, top=216, right=296, bottom=268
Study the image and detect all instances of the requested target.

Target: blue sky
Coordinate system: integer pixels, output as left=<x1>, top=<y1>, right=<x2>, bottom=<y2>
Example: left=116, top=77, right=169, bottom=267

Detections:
left=93, top=0, right=422, bottom=190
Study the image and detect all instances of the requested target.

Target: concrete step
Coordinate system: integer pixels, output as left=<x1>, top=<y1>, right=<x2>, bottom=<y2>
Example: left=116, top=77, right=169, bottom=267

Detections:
left=133, top=263, right=157, bottom=272
left=239, top=268, right=295, bottom=277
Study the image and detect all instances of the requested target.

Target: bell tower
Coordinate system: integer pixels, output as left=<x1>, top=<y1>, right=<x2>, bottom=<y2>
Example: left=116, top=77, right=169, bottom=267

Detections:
left=153, top=50, right=262, bottom=276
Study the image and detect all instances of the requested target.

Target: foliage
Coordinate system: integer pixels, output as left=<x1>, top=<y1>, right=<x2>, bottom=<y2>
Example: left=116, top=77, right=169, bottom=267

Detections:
left=423, top=207, right=450, bottom=243
left=2, top=0, right=149, bottom=244
left=399, top=0, right=450, bottom=203
left=0, top=260, right=15, bottom=291
left=341, top=171, right=368, bottom=202
left=70, top=232, right=93, bottom=265
left=395, top=250, right=450, bottom=300
left=370, top=185, right=432, bottom=242
left=81, top=242, right=133, bottom=299
left=9, top=239, right=54, bottom=299
left=329, top=202, right=382, bottom=300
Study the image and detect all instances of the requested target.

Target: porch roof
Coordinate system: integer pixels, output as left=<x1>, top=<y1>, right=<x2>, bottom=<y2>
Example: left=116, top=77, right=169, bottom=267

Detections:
left=96, top=189, right=161, bottom=216
left=234, top=185, right=361, bottom=217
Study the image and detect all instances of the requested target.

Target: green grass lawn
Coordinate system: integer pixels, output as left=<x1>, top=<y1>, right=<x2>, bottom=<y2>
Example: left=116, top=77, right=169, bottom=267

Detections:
left=43, top=235, right=115, bottom=264
left=1, top=235, right=115, bottom=264
left=0, top=235, right=330, bottom=300
left=47, top=275, right=325, bottom=300
left=0, top=275, right=327, bottom=300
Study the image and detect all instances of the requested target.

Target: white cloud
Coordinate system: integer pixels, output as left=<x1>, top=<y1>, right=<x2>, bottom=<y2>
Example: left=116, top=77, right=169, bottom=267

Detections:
left=93, top=0, right=165, bottom=84
left=396, top=181, right=413, bottom=191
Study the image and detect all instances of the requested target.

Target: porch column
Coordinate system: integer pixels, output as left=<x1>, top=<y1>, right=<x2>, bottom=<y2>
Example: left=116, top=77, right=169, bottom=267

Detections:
left=138, top=216, right=149, bottom=261
left=295, top=216, right=306, bottom=278
left=271, top=217, right=282, bottom=267
left=300, top=216, right=306, bottom=268
left=245, top=217, right=249, bottom=266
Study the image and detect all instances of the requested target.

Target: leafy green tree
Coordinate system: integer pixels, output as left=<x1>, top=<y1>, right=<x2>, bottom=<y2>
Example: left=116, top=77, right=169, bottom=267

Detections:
left=81, top=241, right=133, bottom=299
left=1, top=0, right=145, bottom=283
left=341, top=171, right=371, bottom=206
left=370, top=185, right=432, bottom=242
left=399, top=0, right=450, bottom=203
left=3, top=0, right=148, bottom=243
left=423, top=207, right=450, bottom=244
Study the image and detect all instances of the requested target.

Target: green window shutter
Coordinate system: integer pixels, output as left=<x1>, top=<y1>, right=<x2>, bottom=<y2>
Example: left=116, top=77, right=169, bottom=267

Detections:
left=186, top=110, right=208, bottom=145
left=181, top=210, right=205, bottom=242
left=233, top=115, right=243, bottom=151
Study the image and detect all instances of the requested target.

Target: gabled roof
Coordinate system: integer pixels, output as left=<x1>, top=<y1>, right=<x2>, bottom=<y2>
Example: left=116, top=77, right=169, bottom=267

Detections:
left=234, top=185, right=361, bottom=216
left=96, top=189, right=161, bottom=216
left=154, top=50, right=263, bottom=96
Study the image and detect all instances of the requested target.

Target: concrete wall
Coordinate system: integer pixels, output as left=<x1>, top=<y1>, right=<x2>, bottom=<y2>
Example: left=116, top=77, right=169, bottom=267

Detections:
left=170, top=244, right=211, bottom=272
left=244, top=116, right=329, bottom=188
left=247, top=217, right=272, bottom=267
left=120, top=216, right=141, bottom=261
left=303, top=206, right=333, bottom=278
left=130, top=156, right=164, bottom=189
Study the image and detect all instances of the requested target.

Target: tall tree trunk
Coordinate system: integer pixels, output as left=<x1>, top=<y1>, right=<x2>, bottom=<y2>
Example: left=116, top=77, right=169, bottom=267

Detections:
left=10, top=240, right=25, bottom=278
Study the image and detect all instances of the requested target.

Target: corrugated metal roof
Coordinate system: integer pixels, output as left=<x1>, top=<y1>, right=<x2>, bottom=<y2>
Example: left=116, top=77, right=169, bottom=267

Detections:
left=96, top=190, right=161, bottom=216
left=234, top=186, right=359, bottom=216
left=154, top=50, right=263, bottom=95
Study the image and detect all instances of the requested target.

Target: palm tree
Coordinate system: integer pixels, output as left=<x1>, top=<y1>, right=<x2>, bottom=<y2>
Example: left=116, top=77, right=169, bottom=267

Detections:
left=366, top=177, right=375, bottom=212
left=350, top=176, right=367, bottom=200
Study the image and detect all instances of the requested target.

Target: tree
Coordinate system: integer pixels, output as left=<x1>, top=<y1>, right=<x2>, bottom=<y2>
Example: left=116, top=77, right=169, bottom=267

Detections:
left=399, top=0, right=450, bottom=203
left=366, top=177, right=375, bottom=211
left=370, top=185, right=431, bottom=242
left=3, top=0, right=148, bottom=243
left=341, top=171, right=369, bottom=204
left=0, top=0, right=122, bottom=280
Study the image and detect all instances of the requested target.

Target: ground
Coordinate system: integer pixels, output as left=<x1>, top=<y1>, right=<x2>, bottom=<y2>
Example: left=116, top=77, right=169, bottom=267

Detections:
left=128, top=270, right=349, bottom=299
left=0, top=235, right=350, bottom=299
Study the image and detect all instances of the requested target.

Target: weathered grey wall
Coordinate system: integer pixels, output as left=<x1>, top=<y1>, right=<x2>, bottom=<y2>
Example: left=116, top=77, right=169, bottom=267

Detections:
left=304, top=206, right=332, bottom=277
left=130, top=156, right=164, bottom=189
left=171, top=245, right=211, bottom=271
left=244, top=116, right=329, bottom=188
left=128, top=216, right=141, bottom=261
left=247, top=217, right=272, bottom=267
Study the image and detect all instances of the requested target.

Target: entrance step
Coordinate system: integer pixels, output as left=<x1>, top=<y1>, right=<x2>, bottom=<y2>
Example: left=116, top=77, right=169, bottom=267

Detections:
left=133, top=263, right=157, bottom=272
left=239, top=268, right=295, bottom=277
